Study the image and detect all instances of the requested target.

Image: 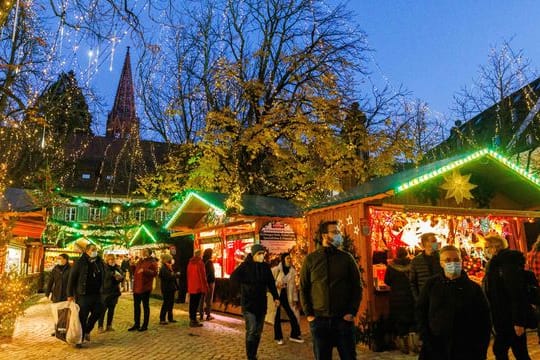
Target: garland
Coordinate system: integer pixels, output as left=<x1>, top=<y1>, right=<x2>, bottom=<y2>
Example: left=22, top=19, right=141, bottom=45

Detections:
left=48, top=217, right=139, bottom=231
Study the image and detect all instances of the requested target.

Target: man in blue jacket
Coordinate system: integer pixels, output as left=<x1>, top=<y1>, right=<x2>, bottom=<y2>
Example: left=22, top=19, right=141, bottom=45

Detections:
left=300, top=220, right=362, bottom=360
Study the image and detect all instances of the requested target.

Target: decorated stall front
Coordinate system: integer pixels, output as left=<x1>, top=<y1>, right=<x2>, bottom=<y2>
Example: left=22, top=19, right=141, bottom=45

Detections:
left=306, top=148, right=540, bottom=325
left=164, top=190, right=304, bottom=314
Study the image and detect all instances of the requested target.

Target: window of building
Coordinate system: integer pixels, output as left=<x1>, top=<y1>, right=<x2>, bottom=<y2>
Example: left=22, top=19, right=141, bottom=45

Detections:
left=105, top=175, right=113, bottom=181
left=134, top=209, right=146, bottom=222
left=89, top=207, right=101, bottom=221
left=82, top=173, right=91, bottom=180
left=65, top=207, right=77, bottom=222
left=155, top=209, right=167, bottom=223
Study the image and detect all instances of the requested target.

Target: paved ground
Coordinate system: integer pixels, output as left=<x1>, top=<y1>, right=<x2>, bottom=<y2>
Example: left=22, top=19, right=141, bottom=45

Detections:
left=0, top=293, right=538, bottom=359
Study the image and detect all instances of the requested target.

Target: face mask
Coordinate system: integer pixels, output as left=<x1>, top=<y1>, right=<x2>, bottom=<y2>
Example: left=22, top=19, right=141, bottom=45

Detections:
left=90, top=251, right=98, bottom=258
left=444, top=262, right=462, bottom=277
left=431, top=242, right=440, bottom=252
left=332, top=233, right=343, bottom=248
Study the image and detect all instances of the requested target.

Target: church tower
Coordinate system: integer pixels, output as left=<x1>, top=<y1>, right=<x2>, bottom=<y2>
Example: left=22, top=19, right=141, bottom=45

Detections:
left=105, top=47, right=139, bottom=138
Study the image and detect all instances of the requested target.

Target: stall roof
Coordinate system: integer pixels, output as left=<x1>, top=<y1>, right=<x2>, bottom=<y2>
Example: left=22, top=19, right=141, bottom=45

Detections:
left=311, top=148, right=540, bottom=210
left=0, top=188, right=41, bottom=212
left=165, top=190, right=302, bottom=230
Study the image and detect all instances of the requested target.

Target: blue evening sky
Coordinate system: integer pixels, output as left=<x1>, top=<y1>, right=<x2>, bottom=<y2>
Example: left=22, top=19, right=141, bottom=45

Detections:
left=348, top=0, right=540, bottom=117
left=85, top=1, right=540, bottom=134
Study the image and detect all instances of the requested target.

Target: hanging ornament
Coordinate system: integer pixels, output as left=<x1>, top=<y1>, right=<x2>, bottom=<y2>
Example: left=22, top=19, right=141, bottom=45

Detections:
left=440, top=170, right=477, bottom=204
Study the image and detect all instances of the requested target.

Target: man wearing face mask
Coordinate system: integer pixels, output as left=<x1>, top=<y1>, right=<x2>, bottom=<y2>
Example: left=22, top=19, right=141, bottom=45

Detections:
left=231, top=244, right=280, bottom=360
left=300, top=220, right=362, bottom=360
left=410, top=233, right=443, bottom=302
left=67, top=243, right=105, bottom=347
left=483, top=234, right=531, bottom=360
left=417, top=245, right=491, bottom=360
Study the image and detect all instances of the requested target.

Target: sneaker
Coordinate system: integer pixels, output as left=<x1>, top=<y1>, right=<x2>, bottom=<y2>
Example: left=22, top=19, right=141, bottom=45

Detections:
left=276, top=339, right=284, bottom=345
left=205, top=315, right=215, bottom=321
left=289, top=337, right=304, bottom=343
left=137, top=327, right=148, bottom=332
left=159, top=321, right=168, bottom=325
left=189, top=320, right=203, bottom=327
left=168, top=319, right=178, bottom=323
left=127, top=325, right=140, bottom=332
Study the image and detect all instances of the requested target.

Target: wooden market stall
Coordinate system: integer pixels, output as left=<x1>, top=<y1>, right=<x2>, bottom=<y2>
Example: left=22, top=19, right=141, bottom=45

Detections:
left=164, top=190, right=304, bottom=313
left=305, top=148, right=540, bottom=324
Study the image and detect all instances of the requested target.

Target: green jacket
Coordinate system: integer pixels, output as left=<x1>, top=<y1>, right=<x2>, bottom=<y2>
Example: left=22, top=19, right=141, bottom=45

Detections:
left=300, top=245, right=362, bottom=318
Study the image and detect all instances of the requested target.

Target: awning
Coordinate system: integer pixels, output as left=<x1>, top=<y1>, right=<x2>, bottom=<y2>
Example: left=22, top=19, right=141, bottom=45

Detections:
left=11, top=216, right=46, bottom=239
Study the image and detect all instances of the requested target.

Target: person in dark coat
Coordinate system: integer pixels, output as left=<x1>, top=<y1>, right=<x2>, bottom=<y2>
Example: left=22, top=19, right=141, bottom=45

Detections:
left=483, top=234, right=531, bottom=360
left=231, top=244, right=280, bottom=360
left=120, top=255, right=131, bottom=292
left=384, top=247, right=415, bottom=354
left=198, top=248, right=216, bottom=321
left=98, top=254, right=124, bottom=332
left=410, top=233, right=443, bottom=301
left=46, top=253, right=71, bottom=336
left=66, top=243, right=105, bottom=346
left=300, top=221, right=362, bottom=360
left=159, top=253, right=179, bottom=324
left=46, top=253, right=71, bottom=303
left=417, top=245, right=491, bottom=360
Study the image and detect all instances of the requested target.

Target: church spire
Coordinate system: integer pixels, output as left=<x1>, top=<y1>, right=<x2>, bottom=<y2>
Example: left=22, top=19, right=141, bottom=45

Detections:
left=106, top=47, right=139, bottom=138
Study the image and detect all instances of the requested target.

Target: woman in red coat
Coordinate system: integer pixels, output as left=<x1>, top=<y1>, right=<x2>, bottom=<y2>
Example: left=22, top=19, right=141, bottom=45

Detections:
left=187, top=249, right=208, bottom=327
left=128, top=248, right=158, bottom=332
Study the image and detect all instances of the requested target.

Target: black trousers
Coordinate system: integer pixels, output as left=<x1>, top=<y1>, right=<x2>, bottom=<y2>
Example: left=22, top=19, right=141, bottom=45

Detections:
left=274, top=288, right=301, bottom=340
left=493, top=326, right=531, bottom=360
left=189, top=293, right=202, bottom=321
left=133, top=291, right=151, bottom=328
left=160, top=290, right=175, bottom=322
left=77, top=294, right=103, bottom=337
left=98, top=294, right=119, bottom=328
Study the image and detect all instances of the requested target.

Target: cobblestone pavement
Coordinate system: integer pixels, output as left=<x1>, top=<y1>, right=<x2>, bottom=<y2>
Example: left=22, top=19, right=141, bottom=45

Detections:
left=1, top=293, right=539, bottom=359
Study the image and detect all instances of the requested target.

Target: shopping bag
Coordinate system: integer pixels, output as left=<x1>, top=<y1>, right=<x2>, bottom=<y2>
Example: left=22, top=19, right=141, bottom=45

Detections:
left=51, top=301, right=70, bottom=342
left=66, top=301, right=82, bottom=345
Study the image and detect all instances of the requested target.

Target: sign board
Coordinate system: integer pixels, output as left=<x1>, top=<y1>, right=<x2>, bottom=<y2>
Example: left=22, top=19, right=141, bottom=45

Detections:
left=259, top=221, right=296, bottom=253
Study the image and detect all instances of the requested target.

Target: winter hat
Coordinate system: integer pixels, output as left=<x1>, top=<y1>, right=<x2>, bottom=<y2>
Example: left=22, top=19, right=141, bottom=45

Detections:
left=251, top=244, right=266, bottom=255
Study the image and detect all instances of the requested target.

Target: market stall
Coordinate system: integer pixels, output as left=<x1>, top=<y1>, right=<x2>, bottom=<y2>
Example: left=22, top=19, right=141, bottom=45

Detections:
left=306, top=148, right=540, bottom=322
left=164, top=190, right=304, bottom=313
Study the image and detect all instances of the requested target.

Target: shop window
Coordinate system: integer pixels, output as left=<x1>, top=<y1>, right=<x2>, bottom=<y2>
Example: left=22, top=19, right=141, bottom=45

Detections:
left=81, top=173, right=91, bottom=180
left=64, top=207, right=77, bottom=221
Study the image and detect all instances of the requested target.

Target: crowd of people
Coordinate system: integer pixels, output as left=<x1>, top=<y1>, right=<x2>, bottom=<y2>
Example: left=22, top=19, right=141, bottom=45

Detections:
left=384, top=232, right=539, bottom=360
left=45, top=222, right=540, bottom=360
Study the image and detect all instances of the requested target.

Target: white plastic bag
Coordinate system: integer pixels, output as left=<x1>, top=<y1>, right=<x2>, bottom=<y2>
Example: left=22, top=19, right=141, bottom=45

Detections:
left=66, top=301, right=82, bottom=345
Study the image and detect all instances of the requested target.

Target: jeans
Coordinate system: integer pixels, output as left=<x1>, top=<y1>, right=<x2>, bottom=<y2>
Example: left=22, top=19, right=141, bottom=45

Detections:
left=274, top=289, right=301, bottom=340
left=98, top=294, right=119, bottom=328
left=309, top=316, right=357, bottom=360
left=244, top=311, right=265, bottom=360
left=189, top=293, right=203, bottom=321
left=77, top=294, right=104, bottom=337
left=198, top=282, right=215, bottom=316
left=133, top=291, right=151, bottom=328
left=493, top=327, right=531, bottom=360
left=160, top=290, right=175, bottom=322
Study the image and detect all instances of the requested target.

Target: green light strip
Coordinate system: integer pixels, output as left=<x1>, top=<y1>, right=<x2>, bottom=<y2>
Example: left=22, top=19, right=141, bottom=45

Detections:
left=164, top=191, right=225, bottom=229
left=128, top=225, right=157, bottom=246
left=395, top=148, right=540, bottom=193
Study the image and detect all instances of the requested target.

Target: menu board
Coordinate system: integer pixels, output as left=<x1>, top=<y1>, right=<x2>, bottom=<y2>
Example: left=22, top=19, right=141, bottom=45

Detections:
left=259, top=221, right=296, bottom=253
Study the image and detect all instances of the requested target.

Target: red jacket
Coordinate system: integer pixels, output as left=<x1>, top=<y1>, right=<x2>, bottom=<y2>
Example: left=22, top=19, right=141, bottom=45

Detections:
left=187, top=256, right=208, bottom=294
left=133, top=257, right=158, bottom=294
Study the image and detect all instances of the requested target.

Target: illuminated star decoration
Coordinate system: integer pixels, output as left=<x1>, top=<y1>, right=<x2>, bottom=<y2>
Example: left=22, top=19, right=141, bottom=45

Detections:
left=353, top=225, right=360, bottom=235
left=440, top=170, right=477, bottom=204
left=346, top=214, right=353, bottom=225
